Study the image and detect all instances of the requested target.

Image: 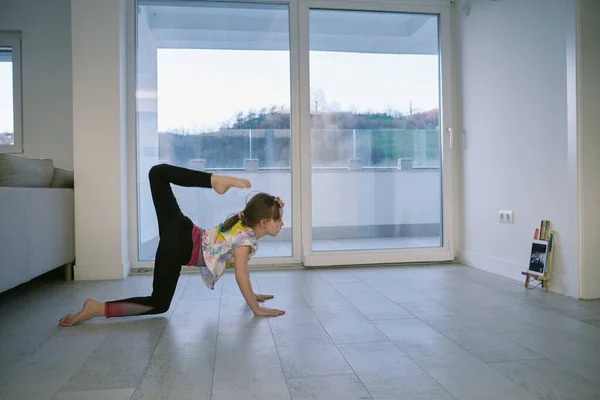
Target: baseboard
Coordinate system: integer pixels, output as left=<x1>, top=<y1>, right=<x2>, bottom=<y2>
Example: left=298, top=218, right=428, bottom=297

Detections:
left=458, top=249, right=526, bottom=283
left=74, top=262, right=130, bottom=280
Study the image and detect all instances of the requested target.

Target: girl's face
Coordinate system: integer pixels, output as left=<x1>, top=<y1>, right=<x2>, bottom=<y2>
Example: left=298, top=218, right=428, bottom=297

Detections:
left=264, top=207, right=284, bottom=237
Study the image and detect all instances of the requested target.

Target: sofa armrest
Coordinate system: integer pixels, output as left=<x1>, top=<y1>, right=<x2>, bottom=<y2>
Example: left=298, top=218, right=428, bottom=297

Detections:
left=27, top=187, right=75, bottom=279
left=0, top=187, right=75, bottom=292
left=0, top=188, right=30, bottom=291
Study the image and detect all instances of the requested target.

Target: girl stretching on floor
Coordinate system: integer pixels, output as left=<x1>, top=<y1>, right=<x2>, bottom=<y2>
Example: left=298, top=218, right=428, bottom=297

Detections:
left=59, top=163, right=285, bottom=326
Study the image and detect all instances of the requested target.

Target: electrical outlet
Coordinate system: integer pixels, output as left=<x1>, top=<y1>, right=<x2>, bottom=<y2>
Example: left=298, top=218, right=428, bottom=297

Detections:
left=499, top=210, right=514, bottom=224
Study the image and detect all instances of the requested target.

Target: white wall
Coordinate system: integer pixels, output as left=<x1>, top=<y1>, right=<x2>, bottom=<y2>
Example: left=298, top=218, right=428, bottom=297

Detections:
left=456, top=0, right=580, bottom=297
left=71, top=0, right=130, bottom=280
left=576, top=0, right=600, bottom=299
left=0, top=0, right=73, bottom=169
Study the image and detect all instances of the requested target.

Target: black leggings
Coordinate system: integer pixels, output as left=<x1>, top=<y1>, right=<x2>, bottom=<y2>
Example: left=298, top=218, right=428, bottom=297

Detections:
left=105, top=164, right=212, bottom=318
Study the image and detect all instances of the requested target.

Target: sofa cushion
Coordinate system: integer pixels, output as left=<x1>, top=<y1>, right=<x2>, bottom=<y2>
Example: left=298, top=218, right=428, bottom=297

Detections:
left=50, top=167, right=74, bottom=188
left=0, top=154, right=55, bottom=187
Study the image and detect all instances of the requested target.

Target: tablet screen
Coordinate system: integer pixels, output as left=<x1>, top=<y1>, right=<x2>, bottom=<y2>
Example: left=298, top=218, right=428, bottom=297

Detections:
left=529, top=242, right=548, bottom=274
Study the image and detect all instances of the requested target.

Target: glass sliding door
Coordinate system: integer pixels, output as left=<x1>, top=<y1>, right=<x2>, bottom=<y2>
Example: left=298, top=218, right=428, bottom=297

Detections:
left=299, top=3, right=454, bottom=266
left=135, top=1, right=297, bottom=265
left=133, top=0, right=454, bottom=269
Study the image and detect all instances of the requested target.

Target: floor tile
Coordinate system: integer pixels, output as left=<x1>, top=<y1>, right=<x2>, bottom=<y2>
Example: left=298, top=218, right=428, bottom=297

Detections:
left=374, top=318, right=469, bottom=358
left=153, top=323, right=218, bottom=355
left=131, top=351, right=214, bottom=400
left=491, top=358, right=600, bottom=400
left=287, top=374, right=372, bottom=400
left=62, top=319, right=167, bottom=391
left=338, top=341, right=455, bottom=400
left=53, top=388, right=135, bottom=400
left=505, top=330, right=600, bottom=384
left=212, top=348, right=290, bottom=400
left=331, top=282, right=414, bottom=320
left=414, top=354, right=539, bottom=400
left=277, top=342, right=354, bottom=378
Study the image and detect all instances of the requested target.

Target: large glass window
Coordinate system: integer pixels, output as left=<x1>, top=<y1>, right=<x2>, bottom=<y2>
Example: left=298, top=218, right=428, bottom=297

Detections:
left=307, top=10, right=442, bottom=253
left=134, top=0, right=453, bottom=268
left=136, top=1, right=293, bottom=261
left=0, top=33, right=22, bottom=153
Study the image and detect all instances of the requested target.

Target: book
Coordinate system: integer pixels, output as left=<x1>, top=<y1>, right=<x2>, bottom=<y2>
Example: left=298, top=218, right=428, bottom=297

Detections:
left=540, top=220, right=546, bottom=241
left=539, top=220, right=551, bottom=241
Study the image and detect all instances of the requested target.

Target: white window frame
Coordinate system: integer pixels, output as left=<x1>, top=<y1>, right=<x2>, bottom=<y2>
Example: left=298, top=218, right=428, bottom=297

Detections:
left=0, top=32, right=23, bottom=154
left=298, top=1, right=456, bottom=267
left=128, top=0, right=456, bottom=270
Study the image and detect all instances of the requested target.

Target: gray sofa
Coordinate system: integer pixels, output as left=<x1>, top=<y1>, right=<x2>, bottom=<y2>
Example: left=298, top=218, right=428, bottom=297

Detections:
left=0, top=154, right=75, bottom=293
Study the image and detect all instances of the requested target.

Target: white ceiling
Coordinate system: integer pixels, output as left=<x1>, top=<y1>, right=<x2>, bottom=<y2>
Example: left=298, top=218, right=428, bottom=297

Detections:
left=139, top=1, right=439, bottom=55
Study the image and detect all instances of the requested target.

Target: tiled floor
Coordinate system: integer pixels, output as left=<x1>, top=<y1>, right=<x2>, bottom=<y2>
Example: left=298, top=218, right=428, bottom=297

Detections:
left=1, top=264, right=600, bottom=400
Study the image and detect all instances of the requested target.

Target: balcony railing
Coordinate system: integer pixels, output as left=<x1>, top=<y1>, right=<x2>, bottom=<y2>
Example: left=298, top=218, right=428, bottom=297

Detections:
left=156, top=128, right=441, bottom=171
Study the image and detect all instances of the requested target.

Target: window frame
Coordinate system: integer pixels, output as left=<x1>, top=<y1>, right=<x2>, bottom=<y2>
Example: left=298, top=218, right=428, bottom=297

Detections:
left=129, top=0, right=455, bottom=269
left=0, top=32, right=23, bottom=154
left=298, top=1, right=455, bottom=266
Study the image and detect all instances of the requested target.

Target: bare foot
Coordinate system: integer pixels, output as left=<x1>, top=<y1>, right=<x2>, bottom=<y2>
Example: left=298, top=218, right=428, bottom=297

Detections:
left=211, top=175, right=251, bottom=195
left=59, top=298, right=105, bottom=327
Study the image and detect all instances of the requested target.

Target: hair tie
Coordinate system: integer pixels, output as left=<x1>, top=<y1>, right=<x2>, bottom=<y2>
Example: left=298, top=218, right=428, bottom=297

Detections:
left=237, top=211, right=244, bottom=220
left=274, top=196, right=284, bottom=208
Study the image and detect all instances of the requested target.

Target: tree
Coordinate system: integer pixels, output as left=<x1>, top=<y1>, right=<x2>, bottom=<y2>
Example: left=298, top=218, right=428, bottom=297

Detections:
left=310, top=87, right=328, bottom=113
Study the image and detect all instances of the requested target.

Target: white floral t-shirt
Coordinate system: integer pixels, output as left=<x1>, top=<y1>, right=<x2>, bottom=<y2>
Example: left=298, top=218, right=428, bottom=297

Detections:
left=195, top=220, right=258, bottom=289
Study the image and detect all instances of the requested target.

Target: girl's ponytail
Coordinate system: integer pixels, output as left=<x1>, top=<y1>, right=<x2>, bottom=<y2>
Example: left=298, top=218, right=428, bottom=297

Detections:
left=221, top=213, right=240, bottom=231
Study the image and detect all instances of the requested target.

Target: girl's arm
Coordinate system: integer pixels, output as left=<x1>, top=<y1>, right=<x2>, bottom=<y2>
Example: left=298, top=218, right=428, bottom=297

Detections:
left=233, top=246, right=285, bottom=317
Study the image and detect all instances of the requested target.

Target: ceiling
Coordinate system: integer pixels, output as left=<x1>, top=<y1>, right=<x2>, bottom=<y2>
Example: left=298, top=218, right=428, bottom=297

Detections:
left=139, top=1, right=440, bottom=55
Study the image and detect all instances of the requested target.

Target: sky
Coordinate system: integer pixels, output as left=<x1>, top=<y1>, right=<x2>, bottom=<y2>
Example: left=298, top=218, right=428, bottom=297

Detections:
left=0, top=50, right=440, bottom=134
left=156, top=49, right=440, bottom=133
left=0, top=63, right=13, bottom=133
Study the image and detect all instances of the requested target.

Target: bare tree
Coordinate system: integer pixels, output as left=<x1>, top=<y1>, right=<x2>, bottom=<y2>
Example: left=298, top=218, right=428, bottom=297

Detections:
left=310, top=87, right=328, bottom=113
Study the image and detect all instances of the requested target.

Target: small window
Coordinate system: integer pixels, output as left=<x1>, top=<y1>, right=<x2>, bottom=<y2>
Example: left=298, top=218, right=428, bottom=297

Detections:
left=0, top=32, right=22, bottom=154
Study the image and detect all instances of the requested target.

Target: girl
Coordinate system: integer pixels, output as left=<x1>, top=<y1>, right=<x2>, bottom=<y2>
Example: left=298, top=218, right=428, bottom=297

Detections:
left=59, top=163, right=285, bottom=327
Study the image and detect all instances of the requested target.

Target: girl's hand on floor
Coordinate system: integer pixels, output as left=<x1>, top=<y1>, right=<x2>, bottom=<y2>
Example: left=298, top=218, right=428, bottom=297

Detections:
left=253, top=307, right=285, bottom=317
left=254, top=293, right=274, bottom=302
